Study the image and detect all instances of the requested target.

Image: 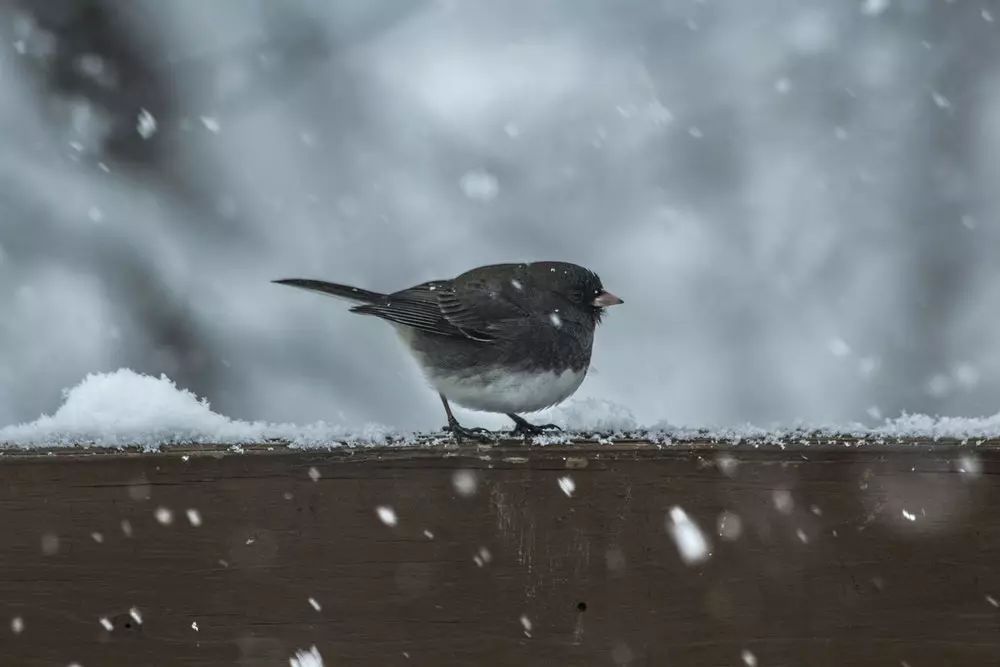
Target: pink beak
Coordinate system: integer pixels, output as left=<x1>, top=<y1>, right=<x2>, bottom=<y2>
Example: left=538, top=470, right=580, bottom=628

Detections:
left=592, top=291, right=624, bottom=307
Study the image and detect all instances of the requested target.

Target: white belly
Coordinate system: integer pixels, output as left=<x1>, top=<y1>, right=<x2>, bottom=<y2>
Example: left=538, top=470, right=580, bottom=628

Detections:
left=428, top=367, right=587, bottom=414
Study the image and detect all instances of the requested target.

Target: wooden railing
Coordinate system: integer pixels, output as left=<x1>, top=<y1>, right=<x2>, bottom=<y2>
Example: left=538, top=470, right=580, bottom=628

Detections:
left=1, top=438, right=998, bottom=666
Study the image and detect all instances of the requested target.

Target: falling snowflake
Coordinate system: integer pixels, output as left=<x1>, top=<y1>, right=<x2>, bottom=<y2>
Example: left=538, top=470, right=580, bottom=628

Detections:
left=200, top=116, right=221, bottom=133
left=557, top=476, right=575, bottom=497
left=308, top=597, right=322, bottom=612
left=308, top=466, right=321, bottom=482
left=473, top=547, right=492, bottom=567
left=375, top=506, right=397, bottom=526
left=519, top=614, right=533, bottom=637
left=772, top=490, right=794, bottom=515
left=666, top=506, right=710, bottom=564
left=423, top=529, right=435, bottom=540
left=931, top=92, right=951, bottom=110
left=289, top=645, right=324, bottom=667
left=861, top=0, right=890, bottom=16
left=741, top=649, right=758, bottom=666
left=136, top=108, right=157, bottom=139
left=459, top=169, right=499, bottom=201
left=957, top=454, right=982, bottom=476
left=828, top=337, right=851, bottom=357
left=99, top=617, right=113, bottom=631
left=901, top=509, right=916, bottom=522
left=10, top=617, right=24, bottom=634
left=451, top=470, right=478, bottom=497
left=186, top=509, right=203, bottom=527
left=154, top=507, right=174, bottom=525
left=549, top=312, right=563, bottom=328
left=129, top=607, right=143, bottom=625
left=41, top=533, right=60, bottom=555
left=717, top=511, right=743, bottom=541
left=191, top=621, right=199, bottom=632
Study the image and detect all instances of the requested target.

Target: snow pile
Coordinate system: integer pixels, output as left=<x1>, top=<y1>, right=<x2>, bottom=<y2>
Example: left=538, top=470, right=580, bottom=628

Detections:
left=2, top=369, right=1000, bottom=449
left=874, top=413, right=1000, bottom=442
left=540, top=397, right=638, bottom=433
left=0, top=369, right=395, bottom=449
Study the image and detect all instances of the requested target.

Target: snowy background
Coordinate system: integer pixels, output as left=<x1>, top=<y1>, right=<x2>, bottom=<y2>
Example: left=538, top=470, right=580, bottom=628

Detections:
left=2, top=0, right=1000, bottom=434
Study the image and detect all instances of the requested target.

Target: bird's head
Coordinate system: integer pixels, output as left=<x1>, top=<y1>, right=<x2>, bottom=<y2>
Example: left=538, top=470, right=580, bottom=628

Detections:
left=528, top=261, right=623, bottom=325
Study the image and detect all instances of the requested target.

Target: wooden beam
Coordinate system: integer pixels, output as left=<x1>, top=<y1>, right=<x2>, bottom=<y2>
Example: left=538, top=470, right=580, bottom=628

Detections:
left=1, top=440, right=998, bottom=666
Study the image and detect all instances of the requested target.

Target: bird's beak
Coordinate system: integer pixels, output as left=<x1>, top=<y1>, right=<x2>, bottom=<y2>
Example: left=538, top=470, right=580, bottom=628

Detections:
left=592, top=291, right=624, bottom=307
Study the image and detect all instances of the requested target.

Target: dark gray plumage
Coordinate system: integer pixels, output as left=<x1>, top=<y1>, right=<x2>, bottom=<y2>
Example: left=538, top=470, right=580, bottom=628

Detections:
left=274, top=261, right=622, bottom=440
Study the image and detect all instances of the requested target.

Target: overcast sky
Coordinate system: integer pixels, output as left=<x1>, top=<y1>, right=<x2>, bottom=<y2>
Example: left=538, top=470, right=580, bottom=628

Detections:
left=2, top=0, right=999, bottom=432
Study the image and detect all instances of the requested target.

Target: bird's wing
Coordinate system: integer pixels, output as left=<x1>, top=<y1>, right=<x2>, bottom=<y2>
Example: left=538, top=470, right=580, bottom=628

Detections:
left=350, top=278, right=530, bottom=342
left=437, top=275, right=533, bottom=341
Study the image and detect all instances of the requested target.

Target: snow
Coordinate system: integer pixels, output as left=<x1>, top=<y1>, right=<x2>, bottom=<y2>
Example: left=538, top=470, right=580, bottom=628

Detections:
left=473, top=546, right=492, bottom=567
left=717, top=511, right=742, bottom=541
left=861, top=0, right=890, bottom=16
left=129, top=607, right=143, bottom=625
left=41, top=533, right=60, bottom=555
left=99, top=617, right=113, bottom=631
left=375, top=506, right=397, bottom=527
left=308, top=467, right=321, bottom=482
left=741, top=649, right=758, bottom=667
left=519, top=614, right=532, bottom=637
left=666, top=506, right=710, bottom=565
left=136, top=108, right=157, bottom=139
left=308, top=597, right=322, bottom=612
left=186, top=508, right=203, bottom=527
left=451, top=470, right=478, bottom=496
left=557, top=476, right=575, bottom=497
left=289, top=645, right=324, bottom=667
left=10, top=617, right=23, bottom=634
left=154, top=507, right=174, bottom=525
left=200, top=116, right=221, bottom=133
left=901, top=509, right=916, bottom=522
left=0, top=369, right=395, bottom=449
left=459, top=169, right=499, bottom=201
left=2, top=369, right=1000, bottom=449
left=772, top=490, right=794, bottom=515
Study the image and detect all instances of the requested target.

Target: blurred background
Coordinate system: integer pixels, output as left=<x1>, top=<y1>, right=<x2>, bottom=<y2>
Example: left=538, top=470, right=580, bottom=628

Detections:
left=1, top=0, right=999, bottom=431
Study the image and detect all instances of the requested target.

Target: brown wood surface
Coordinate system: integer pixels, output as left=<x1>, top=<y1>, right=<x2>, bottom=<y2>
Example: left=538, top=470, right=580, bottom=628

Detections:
left=1, top=440, right=999, bottom=666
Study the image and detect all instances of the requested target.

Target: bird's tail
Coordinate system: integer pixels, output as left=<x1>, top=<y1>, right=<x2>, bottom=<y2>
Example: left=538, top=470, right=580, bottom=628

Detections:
left=272, top=278, right=385, bottom=304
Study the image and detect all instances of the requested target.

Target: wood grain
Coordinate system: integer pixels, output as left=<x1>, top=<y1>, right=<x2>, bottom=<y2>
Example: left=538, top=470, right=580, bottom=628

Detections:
left=0, top=441, right=998, bottom=666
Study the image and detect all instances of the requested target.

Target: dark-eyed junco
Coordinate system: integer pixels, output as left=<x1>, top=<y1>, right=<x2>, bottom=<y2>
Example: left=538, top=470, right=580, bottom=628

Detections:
left=274, top=261, right=622, bottom=440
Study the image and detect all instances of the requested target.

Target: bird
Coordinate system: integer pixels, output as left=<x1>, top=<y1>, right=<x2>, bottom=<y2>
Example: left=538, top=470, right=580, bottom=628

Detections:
left=273, top=261, right=622, bottom=441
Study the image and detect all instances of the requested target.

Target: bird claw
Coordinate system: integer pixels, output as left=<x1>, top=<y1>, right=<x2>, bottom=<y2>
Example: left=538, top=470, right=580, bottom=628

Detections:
left=510, top=422, right=562, bottom=438
left=443, top=422, right=495, bottom=443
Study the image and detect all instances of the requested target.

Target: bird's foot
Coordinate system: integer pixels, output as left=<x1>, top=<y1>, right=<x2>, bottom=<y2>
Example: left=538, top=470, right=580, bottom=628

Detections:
left=507, top=414, right=562, bottom=439
left=443, top=421, right=495, bottom=444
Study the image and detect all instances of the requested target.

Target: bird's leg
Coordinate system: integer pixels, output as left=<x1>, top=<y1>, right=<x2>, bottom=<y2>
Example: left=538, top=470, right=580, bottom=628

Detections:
left=439, top=394, right=493, bottom=443
left=506, top=413, right=562, bottom=438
